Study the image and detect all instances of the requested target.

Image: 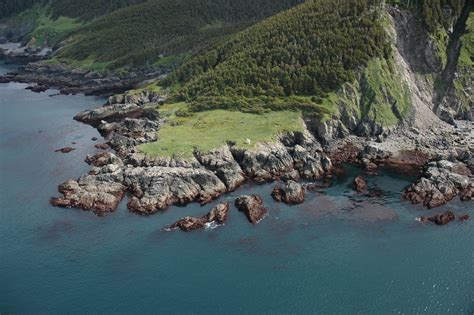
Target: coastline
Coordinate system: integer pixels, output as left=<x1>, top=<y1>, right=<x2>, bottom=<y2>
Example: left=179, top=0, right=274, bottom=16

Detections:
left=1, top=45, right=472, bottom=226
left=49, top=91, right=474, bottom=223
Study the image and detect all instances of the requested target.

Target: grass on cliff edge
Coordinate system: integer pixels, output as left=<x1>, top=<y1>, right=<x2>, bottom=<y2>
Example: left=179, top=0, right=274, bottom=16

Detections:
left=138, top=104, right=304, bottom=158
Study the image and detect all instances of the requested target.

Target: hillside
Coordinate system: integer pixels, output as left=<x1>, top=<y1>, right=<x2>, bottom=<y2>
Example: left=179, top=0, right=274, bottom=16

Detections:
left=155, top=0, right=413, bottom=137
left=54, top=0, right=304, bottom=70
left=0, top=0, right=144, bottom=46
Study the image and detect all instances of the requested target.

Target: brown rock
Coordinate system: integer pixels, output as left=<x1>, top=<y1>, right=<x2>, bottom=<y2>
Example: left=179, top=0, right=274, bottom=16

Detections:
left=427, top=211, right=456, bottom=226
left=169, top=217, right=205, bottom=231
left=85, top=152, right=122, bottom=167
left=458, top=214, right=470, bottom=222
left=353, top=176, right=368, bottom=193
left=168, top=202, right=230, bottom=232
left=235, top=195, right=268, bottom=224
left=94, top=143, right=110, bottom=150
left=203, top=202, right=230, bottom=224
left=460, top=187, right=473, bottom=201
left=55, top=147, right=75, bottom=154
left=271, top=180, right=305, bottom=204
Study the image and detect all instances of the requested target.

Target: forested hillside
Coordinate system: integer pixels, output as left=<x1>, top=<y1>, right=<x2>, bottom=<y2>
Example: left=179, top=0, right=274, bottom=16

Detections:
left=0, top=0, right=146, bottom=47
left=167, top=0, right=390, bottom=100
left=55, top=0, right=304, bottom=70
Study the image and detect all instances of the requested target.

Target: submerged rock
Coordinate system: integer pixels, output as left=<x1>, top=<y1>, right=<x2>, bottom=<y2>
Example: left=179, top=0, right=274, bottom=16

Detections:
left=353, top=176, right=368, bottom=193
left=272, top=180, right=305, bottom=204
left=419, top=211, right=456, bottom=226
left=235, top=195, right=268, bottom=224
left=55, top=147, right=75, bottom=154
left=94, top=143, right=110, bottom=150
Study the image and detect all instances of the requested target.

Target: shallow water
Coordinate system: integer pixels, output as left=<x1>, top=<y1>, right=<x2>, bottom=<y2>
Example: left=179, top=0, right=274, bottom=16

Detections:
left=0, top=64, right=473, bottom=314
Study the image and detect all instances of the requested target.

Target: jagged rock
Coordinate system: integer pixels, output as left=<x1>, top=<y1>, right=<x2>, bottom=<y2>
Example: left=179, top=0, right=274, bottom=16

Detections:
left=235, top=195, right=268, bottom=224
left=353, top=176, right=368, bottom=193
left=85, top=152, right=123, bottom=167
left=74, top=103, right=159, bottom=127
left=51, top=175, right=127, bottom=216
left=232, top=142, right=294, bottom=182
left=272, top=180, right=305, bottom=204
left=194, top=146, right=246, bottom=191
left=203, top=202, right=230, bottom=224
left=420, top=211, right=456, bottom=226
left=458, top=214, right=470, bottom=222
left=97, top=117, right=160, bottom=139
left=169, top=216, right=205, bottom=231
left=168, top=202, right=230, bottom=231
left=125, top=166, right=227, bottom=215
left=404, top=160, right=473, bottom=208
left=55, top=147, right=75, bottom=154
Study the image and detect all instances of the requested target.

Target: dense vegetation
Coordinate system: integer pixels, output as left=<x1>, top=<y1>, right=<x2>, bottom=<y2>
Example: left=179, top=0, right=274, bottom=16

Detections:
left=55, top=0, right=304, bottom=70
left=0, top=0, right=143, bottom=20
left=0, top=0, right=40, bottom=19
left=166, top=0, right=390, bottom=103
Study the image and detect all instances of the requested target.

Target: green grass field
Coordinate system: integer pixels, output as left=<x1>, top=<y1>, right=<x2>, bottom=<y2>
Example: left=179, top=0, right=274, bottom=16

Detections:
left=138, top=104, right=304, bottom=158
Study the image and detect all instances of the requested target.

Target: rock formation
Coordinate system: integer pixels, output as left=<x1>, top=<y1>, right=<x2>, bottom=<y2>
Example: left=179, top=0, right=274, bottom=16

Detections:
left=168, top=202, right=230, bottom=231
left=272, top=180, right=305, bottom=204
left=353, top=176, right=368, bottom=193
left=235, top=195, right=268, bottom=224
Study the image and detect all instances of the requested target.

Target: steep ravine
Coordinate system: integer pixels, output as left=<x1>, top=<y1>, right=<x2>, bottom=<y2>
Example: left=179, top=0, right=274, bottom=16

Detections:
left=435, top=1, right=473, bottom=119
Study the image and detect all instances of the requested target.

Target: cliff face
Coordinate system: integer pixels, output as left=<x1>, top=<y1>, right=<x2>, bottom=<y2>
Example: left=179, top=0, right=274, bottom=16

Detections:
left=313, top=3, right=473, bottom=143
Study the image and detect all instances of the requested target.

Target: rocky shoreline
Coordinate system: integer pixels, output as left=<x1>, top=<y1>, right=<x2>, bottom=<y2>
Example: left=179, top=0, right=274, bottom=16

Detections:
left=0, top=44, right=168, bottom=96
left=49, top=91, right=473, bottom=226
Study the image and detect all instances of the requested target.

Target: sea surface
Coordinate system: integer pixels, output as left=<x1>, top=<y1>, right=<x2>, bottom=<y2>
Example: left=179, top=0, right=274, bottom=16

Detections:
left=0, top=62, right=473, bottom=314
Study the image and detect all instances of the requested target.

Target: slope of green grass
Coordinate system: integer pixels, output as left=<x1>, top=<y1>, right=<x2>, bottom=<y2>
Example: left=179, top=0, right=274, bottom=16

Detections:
left=138, top=104, right=304, bottom=158
left=27, top=10, right=83, bottom=47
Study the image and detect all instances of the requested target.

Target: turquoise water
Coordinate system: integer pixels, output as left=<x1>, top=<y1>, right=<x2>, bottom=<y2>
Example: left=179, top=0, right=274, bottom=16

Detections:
left=0, top=64, right=473, bottom=314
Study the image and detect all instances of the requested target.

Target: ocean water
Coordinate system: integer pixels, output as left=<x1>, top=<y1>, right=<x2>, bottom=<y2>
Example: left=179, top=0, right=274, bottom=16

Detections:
left=0, top=63, right=473, bottom=314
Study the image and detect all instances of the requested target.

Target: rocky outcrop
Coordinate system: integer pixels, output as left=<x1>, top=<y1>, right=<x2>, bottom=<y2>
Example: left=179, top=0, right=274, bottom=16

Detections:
left=272, top=180, right=305, bottom=204
left=74, top=103, right=159, bottom=128
left=85, top=152, right=123, bottom=168
left=353, top=176, right=368, bottom=193
left=50, top=176, right=127, bottom=216
left=168, top=202, right=230, bottom=231
left=405, top=160, right=473, bottom=208
left=419, top=211, right=456, bottom=226
left=0, top=44, right=51, bottom=64
left=25, top=84, right=48, bottom=93
left=0, top=61, right=166, bottom=96
left=168, top=216, right=205, bottom=231
left=235, top=195, right=268, bottom=224
left=194, top=146, right=246, bottom=191
left=125, top=166, right=227, bottom=215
